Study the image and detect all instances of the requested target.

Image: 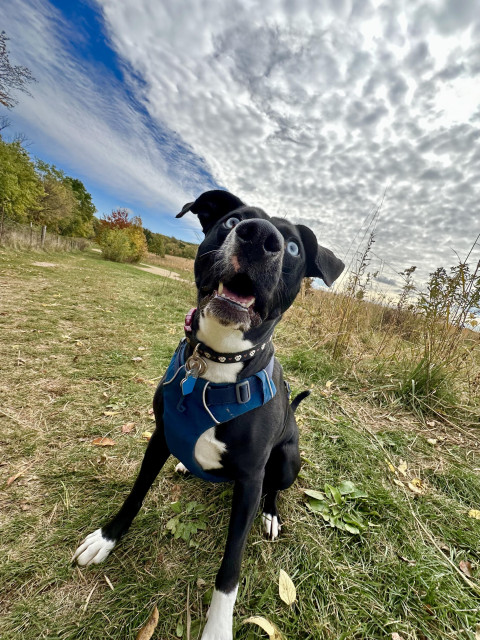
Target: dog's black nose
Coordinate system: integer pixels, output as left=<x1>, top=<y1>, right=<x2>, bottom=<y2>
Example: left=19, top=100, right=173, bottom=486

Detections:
left=235, top=219, right=283, bottom=255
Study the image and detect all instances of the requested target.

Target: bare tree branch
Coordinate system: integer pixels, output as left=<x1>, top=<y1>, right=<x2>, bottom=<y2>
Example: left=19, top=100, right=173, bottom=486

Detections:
left=0, top=31, right=35, bottom=109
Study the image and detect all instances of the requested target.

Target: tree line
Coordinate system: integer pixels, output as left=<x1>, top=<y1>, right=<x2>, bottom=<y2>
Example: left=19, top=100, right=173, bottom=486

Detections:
left=0, top=126, right=96, bottom=237
left=0, top=126, right=198, bottom=260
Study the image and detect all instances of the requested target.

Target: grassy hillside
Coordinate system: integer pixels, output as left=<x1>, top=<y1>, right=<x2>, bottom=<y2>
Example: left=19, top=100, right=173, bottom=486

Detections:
left=1, top=247, right=480, bottom=640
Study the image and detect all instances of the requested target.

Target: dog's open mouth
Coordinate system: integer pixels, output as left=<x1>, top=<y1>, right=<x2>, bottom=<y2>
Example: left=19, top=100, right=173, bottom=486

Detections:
left=202, top=273, right=260, bottom=328
left=215, top=280, right=255, bottom=310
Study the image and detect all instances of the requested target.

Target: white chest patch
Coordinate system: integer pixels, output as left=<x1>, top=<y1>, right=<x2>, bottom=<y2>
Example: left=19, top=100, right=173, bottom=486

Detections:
left=195, top=426, right=226, bottom=470
left=193, top=314, right=253, bottom=470
left=197, top=314, right=252, bottom=384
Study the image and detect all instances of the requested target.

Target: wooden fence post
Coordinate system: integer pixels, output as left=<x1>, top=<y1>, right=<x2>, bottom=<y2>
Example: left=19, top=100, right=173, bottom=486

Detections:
left=41, top=225, right=47, bottom=247
left=0, top=202, right=5, bottom=242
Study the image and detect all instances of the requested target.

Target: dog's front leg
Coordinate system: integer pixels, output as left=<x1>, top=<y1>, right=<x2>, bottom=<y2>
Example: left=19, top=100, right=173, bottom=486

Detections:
left=74, top=399, right=170, bottom=566
left=201, top=477, right=263, bottom=640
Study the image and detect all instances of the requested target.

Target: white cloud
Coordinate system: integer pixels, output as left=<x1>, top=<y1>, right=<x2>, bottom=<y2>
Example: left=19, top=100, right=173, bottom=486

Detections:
left=95, top=0, right=480, bottom=286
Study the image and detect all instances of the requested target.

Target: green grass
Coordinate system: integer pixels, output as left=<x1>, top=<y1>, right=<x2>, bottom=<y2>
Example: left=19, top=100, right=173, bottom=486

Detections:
left=1, top=248, right=480, bottom=640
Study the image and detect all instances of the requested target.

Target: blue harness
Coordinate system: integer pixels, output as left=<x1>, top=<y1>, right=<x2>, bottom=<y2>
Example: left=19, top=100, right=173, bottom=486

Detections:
left=163, top=339, right=277, bottom=482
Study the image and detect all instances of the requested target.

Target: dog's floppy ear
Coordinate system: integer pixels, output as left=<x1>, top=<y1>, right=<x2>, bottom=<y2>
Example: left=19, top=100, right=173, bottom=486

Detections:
left=176, top=190, right=245, bottom=234
left=298, top=224, right=345, bottom=287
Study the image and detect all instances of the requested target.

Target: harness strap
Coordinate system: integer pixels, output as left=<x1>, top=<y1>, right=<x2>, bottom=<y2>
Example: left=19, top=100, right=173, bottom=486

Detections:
left=206, top=357, right=275, bottom=406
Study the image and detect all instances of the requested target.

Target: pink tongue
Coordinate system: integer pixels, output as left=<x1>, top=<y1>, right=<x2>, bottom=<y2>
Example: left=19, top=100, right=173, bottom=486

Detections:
left=221, top=285, right=255, bottom=306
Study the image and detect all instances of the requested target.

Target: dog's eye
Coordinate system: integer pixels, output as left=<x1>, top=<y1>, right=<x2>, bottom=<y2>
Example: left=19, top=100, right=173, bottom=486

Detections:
left=286, top=240, right=299, bottom=256
left=224, top=216, right=240, bottom=229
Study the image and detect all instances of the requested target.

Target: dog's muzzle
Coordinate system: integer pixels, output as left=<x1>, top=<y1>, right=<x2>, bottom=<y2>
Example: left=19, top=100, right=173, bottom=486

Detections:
left=200, top=219, right=285, bottom=329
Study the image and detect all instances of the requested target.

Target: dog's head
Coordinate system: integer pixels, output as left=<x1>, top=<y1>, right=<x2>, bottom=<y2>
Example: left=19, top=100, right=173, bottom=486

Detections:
left=177, top=190, right=344, bottom=340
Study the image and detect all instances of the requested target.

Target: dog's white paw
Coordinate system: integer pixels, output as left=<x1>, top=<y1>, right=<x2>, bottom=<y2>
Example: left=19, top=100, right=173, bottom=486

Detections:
left=200, top=587, right=237, bottom=640
left=73, top=528, right=116, bottom=566
left=262, top=513, right=281, bottom=540
left=175, top=462, right=190, bottom=474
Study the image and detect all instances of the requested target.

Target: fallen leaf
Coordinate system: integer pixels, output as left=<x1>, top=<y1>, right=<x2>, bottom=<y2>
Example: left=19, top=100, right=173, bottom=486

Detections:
left=468, top=509, right=480, bottom=520
left=91, top=437, right=116, bottom=447
left=132, top=356, right=143, bottom=362
left=136, top=605, right=159, bottom=640
left=121, top=422, right=135, bottom=433
left=385, top=459, right=396, bottom=473
left=459, top=560, right=473, bottom=577
left=427, top=438, right=438, bottom=445
left=397, top=460, right=408, bottom=476
left=392, top=633, right=405, bottom=640
left=397, top=554, right=416, bottom=565
left=138, top=346, right=146, bottom=351
left=7, top=470, right=26, bottom=486
left=142, top=431, right=152, bottom=441
left=393, top=478, right=405, bottom=488
left=103, top=411, right=120, bottom=416
left=476, top=623, right=480, bottom=640
left=407, top=480, right=423, bottom=494
left=387, top=415, right=396, bottom=422
left=426, top=420, right=436, bottom=427
left=243, top=616, right=284, bottom=639
left=325, top=380, right=333, bottom=389
left=279, top=569, right=296, bottom=605
left=6, top=463, right=34, bottom=486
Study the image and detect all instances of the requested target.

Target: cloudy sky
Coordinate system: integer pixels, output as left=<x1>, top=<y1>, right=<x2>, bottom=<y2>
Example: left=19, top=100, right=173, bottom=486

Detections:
left=2, top=0, right=480, bottom=292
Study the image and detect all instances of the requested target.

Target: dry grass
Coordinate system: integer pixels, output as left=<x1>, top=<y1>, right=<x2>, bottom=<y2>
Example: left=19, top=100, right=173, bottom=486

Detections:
left=0, top=220, right=90, bottom=252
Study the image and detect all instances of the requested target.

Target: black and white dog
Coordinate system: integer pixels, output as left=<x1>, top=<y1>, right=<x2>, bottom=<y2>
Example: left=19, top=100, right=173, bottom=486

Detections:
left=73, top=190, right=344, bottom=639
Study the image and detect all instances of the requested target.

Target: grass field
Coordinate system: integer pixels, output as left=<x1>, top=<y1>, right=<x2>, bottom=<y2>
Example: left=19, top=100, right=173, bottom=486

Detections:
left=1, top=247, right=480, bottom=640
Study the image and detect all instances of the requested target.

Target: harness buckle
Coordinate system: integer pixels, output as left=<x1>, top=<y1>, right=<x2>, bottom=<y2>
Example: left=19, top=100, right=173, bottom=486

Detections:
left=235, top=380, right=251, bottom=404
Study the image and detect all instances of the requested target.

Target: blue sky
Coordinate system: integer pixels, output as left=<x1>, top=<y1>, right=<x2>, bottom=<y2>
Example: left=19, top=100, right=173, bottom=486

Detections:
left=2, top=0, right=480, bottom=293
left=3, top=0, right=219, bottom=242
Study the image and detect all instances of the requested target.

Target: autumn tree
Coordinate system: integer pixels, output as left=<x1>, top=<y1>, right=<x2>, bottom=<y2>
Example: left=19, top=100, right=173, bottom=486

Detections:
left=97, top=208, right=147, bottom=263
left=33, top=161, right=76, bottom=232
left=0, top=31, right=35, bottom=109
left=62, top=177, right=96, bottom=237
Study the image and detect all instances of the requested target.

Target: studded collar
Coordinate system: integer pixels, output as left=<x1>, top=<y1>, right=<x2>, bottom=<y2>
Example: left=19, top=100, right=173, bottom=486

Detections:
left=184, top=307, right=272, bottom=364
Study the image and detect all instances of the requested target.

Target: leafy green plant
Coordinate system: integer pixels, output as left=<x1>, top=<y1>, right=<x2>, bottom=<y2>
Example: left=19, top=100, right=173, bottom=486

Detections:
left=165, top=500, right=208, bottom=546
left=305, top=481, right=369, bottom=534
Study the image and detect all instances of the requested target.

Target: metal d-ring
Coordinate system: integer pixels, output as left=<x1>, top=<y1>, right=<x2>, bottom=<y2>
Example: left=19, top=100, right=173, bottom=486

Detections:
left=185, top=344, right=208, bottom=376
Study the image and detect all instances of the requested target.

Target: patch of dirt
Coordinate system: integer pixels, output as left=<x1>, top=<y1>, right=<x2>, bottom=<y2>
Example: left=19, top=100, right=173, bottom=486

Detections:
left=135, top=264, right=189, bottom=282
left=31, top=262, right=58, bottom=267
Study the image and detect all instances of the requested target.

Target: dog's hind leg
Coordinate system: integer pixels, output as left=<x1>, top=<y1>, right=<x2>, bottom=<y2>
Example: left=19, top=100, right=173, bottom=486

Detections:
left=73, top=421, right=170, bottom=566
left=261, top=433, right=301, bottom=540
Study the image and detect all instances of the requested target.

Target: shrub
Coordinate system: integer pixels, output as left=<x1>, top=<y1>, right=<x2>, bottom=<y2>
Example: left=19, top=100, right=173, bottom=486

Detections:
left=99, top=227, right=147, bottom=263
left=97, top=208, right=148, bottom=263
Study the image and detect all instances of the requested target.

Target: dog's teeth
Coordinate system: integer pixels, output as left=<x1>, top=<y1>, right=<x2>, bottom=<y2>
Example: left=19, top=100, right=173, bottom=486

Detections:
left=218, top=282, right=224, bottom=295
left=246, top=298, right=255, bottom=308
